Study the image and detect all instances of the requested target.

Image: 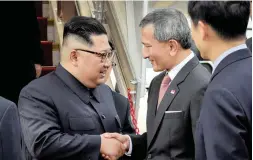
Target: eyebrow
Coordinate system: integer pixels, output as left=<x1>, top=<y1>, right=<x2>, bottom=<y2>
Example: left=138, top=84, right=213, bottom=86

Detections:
left=99, top=48, right=112, bottom=53
left=142, top=42, right=151, bottom=46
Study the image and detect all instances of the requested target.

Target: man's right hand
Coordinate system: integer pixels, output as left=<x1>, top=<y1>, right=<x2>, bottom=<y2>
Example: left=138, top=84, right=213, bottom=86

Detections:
left=103, top=133, right=130, bottom=151
left=100, top=134, right=126, bottom=160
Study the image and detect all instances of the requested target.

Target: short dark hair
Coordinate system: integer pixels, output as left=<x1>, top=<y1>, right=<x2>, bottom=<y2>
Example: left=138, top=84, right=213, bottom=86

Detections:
left=63, top=16, right=107, bottom=45
left=188, top=1, right=250, bottom=40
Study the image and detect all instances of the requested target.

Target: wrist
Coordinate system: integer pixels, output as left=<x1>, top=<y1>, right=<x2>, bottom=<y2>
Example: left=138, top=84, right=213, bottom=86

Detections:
left=99, top=135, right=103, bottom=152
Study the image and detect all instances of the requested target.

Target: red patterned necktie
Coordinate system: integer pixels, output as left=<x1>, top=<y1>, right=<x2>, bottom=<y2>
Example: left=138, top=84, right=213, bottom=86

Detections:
left=158, top=75, right=171, bottom=107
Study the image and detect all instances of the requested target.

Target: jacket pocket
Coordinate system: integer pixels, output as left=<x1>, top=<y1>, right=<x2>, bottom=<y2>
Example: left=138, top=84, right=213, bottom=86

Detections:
left=163, top=111, right=184, bottom=119
left=69, top=117, right=95, bottom=131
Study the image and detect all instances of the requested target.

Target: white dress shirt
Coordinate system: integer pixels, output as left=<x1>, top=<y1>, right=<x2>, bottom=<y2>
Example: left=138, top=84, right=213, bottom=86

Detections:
left=167, top=52, right=195, bottom=81
left=125, top=52, right=195, bottom=156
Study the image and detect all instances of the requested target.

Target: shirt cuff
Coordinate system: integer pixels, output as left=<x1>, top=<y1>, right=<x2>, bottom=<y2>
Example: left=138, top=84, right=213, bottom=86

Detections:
left=125, top=135, right=132, bottom=156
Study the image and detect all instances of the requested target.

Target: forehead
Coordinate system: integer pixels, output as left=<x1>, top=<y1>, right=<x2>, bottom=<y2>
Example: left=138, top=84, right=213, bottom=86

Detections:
left=90, top=34, right=110, bottom=51
left=141, top=24, right=155, bottom=42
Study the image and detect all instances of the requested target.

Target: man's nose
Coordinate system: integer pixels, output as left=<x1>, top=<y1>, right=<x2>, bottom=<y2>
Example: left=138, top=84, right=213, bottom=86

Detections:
left=103, top=59, right=111, bottom=68
left=142, top=50, right=149, bottom=59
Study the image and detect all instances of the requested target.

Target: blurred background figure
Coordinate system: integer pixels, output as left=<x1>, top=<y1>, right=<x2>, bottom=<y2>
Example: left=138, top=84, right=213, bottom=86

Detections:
left=0, top=96, right=24, bottom=160
left=105, top=41, right=117, bottom=82
left=106, top=41, right=135, bottom=138
left=0, top=1, right=43, bottom=104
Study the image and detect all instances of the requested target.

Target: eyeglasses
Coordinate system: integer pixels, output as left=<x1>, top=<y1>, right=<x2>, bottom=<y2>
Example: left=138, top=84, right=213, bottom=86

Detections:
left=75, top=49, right=115, bottom=63
left=111, top=61, right=117, bottom=67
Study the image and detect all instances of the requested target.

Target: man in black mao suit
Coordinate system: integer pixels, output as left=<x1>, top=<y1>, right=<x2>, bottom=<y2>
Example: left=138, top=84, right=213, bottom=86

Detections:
left=0, top=96, right=24, bottom=160
left=18, top=16, right=134, bottom=160
left=188, top=1, right=252, bottom=159
left=104, top=8, right=211, bottom=160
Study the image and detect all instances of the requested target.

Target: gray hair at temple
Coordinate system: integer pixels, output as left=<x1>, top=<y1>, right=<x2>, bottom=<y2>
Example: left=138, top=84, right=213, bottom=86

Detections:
left=139, top=8, right=192, bottom=49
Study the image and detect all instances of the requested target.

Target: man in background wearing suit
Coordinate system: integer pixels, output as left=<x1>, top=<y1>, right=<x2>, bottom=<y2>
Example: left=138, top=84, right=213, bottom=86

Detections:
left=18, top=16, right=134, bottom=160
left=188, top=1, right=252, bottom=159
left=0, top=96, right=23, bottom=160
left=106, top=41, right=135, bottom=160
left=106, top=41, right=135, bottom=135
left=104, top=8, right=211, bottom=160
left=0, top=2, right=43, bottom=104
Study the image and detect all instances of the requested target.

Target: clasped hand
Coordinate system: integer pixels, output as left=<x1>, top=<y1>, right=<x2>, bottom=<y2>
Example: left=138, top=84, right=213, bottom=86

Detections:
left=100, top=133, right=130, bottom=160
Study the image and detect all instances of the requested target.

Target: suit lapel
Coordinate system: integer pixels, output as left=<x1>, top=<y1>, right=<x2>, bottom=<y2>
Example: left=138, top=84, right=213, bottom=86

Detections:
left=147, top=72, right=165, bottom=145
left=147, top=56, right=199, bottom=148
left=211, top=49, right=251, bottom=81
left=148, top=83, right=179, bottom=148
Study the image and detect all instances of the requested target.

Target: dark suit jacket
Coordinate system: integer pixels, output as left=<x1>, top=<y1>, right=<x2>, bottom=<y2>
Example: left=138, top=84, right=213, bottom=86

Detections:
left=0, top=2, right=43, bottom=104
left=0, top=96, right=23, bottom=160
left=196, top=49, right=252, bottom=160
left=112, top=91, right=135, bottom=134
left=246, top=37, right=252, bottom=53
left=112, top=91, right=135, bottom=160
left=18, top=65, right=134, bottom=160
left=130, top=57, right=211, bottom=160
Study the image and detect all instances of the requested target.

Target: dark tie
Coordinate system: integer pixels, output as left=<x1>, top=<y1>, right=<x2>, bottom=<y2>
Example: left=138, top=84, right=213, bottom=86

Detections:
left=158, top=75, right=171, bottom=107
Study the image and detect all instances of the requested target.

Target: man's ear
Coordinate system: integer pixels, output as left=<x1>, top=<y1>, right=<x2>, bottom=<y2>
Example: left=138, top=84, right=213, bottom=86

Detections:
left=198, top=21, right=209, bottom=41
left=70, top=50, right=79, bottom=67
left=168, top=39, right=179, bottom=57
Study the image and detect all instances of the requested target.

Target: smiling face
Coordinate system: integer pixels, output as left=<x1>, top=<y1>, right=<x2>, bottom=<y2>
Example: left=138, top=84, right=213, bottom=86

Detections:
left=79, top=34, right=111, bottom=84
left=68, top=34, right=112, bottom=88
left=141, top=24, right=175, bottom=72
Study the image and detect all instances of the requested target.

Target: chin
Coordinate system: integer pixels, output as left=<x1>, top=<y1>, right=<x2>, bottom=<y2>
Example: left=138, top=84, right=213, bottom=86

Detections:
left=153, top=68, right=158, bottom=72
left=152, top=65, right=158, bottom=72
left=152, top=66, right=163, bottom=72
left=97, top=78, right=105, bottom=84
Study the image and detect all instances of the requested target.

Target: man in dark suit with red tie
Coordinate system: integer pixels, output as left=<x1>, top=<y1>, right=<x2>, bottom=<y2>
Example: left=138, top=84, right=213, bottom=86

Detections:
left=103, top=8, right=211, bottom=160
left=188, top=1, right=252, bottom=159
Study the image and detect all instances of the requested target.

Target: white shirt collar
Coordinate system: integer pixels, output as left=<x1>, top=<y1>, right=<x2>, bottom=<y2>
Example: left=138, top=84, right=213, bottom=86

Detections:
left=212, top=44, right=247, bottom=74
left=167, top=52, right=195, bottom=81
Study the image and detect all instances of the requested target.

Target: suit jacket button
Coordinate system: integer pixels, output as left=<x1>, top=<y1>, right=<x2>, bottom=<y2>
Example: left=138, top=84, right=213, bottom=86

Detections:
left=147, top=154, right=152, bottom=159
left=101, top=115, right=106, bottom=119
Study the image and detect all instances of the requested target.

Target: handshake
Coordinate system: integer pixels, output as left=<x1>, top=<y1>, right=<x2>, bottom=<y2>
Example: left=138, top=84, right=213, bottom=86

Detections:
left=100, top=133, right=131, bottom=160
